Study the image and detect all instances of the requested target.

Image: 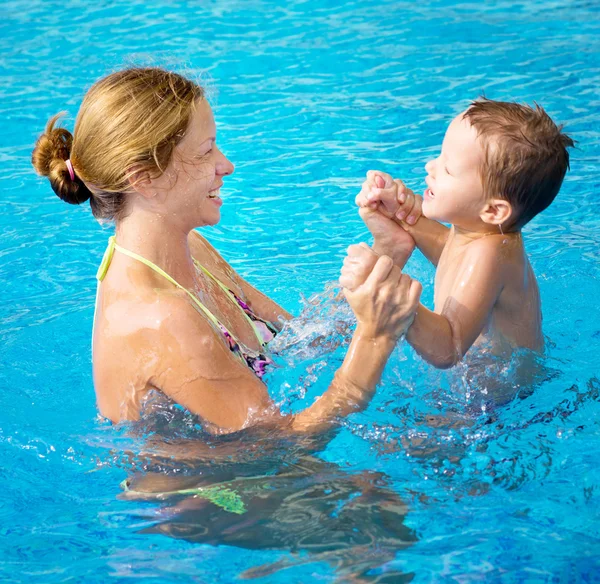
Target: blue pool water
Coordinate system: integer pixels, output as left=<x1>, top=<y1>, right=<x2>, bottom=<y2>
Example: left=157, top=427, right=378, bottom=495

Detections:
left=2, top=0, right=600, bottom=581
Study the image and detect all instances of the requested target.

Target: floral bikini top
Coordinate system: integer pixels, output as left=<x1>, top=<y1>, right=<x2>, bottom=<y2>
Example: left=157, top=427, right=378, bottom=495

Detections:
left=95, top=236, right=277, bottom=379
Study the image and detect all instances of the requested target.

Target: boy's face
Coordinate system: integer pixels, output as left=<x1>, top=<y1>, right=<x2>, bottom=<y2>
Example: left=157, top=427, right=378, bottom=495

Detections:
left=423, top=112, right=488, bottom=228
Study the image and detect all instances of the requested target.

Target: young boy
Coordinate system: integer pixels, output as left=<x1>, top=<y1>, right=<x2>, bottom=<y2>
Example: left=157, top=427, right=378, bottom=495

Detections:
left=341, top=98, right=573, bottom=368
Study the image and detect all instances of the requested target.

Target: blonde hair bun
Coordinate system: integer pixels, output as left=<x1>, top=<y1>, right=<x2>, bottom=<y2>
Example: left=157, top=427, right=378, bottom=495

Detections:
left=31, top=113, right=92, bottom=205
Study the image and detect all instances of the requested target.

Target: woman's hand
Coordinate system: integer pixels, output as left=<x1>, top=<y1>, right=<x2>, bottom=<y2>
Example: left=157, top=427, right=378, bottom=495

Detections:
left=342, top=246, right=422, bottom=341
left=340, top=242, right=379, bottom=291
left=294, top=245, right=422, bottom=432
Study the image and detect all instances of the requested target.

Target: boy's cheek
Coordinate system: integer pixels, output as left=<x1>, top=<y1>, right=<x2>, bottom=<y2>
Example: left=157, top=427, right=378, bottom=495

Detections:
left=422, top=202, right=450, bottom=224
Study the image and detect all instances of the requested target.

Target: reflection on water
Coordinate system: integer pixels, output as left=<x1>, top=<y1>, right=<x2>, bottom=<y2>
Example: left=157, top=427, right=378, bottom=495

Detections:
left=117, top=409, right=416, bottom=581
left=121, top=456, right=415, bottom=582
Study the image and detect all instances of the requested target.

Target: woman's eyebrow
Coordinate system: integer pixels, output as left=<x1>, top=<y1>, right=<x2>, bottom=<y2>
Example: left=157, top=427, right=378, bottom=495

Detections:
left=197, top=137, right=215, bottom=149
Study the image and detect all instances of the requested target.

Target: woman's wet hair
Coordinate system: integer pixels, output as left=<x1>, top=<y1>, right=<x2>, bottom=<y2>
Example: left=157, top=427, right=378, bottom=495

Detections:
left=31, top=67, right=204, bottom=221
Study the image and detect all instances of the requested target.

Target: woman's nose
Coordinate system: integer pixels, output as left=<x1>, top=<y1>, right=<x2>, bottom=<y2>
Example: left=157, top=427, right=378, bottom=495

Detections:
left=216, top=149, right=235, bottom=176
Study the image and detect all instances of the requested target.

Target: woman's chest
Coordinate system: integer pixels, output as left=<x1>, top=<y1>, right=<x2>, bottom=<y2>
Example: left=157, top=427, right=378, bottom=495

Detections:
left=191, top=268, right=262, bottom=353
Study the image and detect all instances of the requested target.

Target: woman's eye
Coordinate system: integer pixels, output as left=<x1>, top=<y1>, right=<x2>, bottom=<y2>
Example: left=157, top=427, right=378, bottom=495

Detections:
left=195, top=149, right=212, bottom=160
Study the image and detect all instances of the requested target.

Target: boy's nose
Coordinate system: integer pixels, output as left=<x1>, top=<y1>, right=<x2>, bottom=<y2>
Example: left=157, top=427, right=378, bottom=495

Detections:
left=425, top=159, right=434, bottom=176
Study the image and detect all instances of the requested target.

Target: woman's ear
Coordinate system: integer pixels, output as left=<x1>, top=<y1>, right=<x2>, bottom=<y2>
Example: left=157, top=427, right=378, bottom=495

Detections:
left=127, top=165, right=156, bottom=199
left=480, top=198, right=513, bottom=227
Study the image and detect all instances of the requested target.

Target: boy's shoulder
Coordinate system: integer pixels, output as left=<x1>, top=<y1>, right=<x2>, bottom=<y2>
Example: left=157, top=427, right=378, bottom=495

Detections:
left=466, top=233, right=508, bottom=253
left=461, top=233, right=521, bottom=273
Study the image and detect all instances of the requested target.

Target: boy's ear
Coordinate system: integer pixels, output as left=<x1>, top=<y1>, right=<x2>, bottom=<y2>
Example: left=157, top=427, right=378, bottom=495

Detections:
left=126, top=165, right=156, bottom=199
left=480, top=198, right=513, bottom=227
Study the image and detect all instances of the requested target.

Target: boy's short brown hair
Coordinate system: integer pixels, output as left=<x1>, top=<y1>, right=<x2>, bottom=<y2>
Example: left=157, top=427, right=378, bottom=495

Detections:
left=463, top=98, right=574, bottom=230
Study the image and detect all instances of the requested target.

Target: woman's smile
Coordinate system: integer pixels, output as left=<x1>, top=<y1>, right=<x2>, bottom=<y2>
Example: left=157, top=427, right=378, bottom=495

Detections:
left=207, top=188, right=223, bottom=205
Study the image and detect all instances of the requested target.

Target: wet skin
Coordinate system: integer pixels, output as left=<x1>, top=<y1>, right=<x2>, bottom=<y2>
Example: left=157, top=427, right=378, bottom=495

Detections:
left=93, top=99, right=419, bottom=433
left=352, top=112, right=544, bottom=369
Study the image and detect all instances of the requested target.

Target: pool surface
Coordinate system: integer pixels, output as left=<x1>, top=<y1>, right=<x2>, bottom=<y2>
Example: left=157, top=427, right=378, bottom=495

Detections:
left=1, top=0, right=600, bottom=582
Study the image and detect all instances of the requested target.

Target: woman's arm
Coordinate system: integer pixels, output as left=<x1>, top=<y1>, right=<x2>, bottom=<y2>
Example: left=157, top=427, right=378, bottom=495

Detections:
left=290, top=325, right=396, bottom=433
left=148, top=256, right=419, bottom=435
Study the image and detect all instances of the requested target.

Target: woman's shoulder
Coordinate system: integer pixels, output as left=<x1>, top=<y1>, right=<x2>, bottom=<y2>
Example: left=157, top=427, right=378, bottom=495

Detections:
left=188, top=229, right=216, bottom=259
left=101, top=282, right=218, bottom=344
left=93, top=290, right=225, bottom=423
left=93, top=284, right=226, bottom=411
left=95, top=237, right=229, bottom=348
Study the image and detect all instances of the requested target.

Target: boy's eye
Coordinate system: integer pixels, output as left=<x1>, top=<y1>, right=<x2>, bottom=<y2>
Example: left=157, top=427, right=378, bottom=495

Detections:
left=445, top=166, right=451, bottom=175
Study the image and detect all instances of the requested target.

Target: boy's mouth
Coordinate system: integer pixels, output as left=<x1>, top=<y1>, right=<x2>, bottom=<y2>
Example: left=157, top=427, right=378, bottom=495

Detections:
left=424, top=188, right=435, bottom=200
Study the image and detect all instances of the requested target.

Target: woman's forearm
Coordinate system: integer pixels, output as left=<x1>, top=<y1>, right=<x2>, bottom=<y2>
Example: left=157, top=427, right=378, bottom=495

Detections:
left=291, top=325, right=396, bottom=432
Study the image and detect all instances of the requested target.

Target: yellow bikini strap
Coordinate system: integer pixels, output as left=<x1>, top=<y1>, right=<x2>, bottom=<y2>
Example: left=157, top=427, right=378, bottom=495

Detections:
left=96, top=236, right=116, bottom=282
left=97, top=236, right=227, bottom=335
left=193, top=259, right=265, bottom=347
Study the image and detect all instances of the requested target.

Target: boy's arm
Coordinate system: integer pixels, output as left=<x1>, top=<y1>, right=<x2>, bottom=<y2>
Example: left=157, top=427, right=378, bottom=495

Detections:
left=373, top=177, right=450, bottom=266
left=357, top=171, right=449, bottom=267
left=406, top=238, right=505, bottom=368
left=401, top=215, right=450, bottom=267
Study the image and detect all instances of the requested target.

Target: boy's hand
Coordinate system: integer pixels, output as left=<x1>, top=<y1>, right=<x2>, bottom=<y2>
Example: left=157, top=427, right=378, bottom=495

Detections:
left=356, top=171, right=423, bottom=226
left=389, top=178, right=423, bottom=226
left=355, top=171, right=416, bottom=267
left=356, top=171, right=398, bottom=217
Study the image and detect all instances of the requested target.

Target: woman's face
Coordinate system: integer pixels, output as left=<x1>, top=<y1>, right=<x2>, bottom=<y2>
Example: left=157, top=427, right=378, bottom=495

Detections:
left=151, top=99, right=234, bottom=228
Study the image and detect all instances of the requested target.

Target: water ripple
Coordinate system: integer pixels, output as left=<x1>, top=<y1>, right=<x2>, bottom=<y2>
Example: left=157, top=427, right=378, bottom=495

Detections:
left=1, top=0, right=600, bottom=582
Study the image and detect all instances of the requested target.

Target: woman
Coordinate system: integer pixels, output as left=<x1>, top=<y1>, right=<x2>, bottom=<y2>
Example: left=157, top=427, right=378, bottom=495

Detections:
left=32, top=67, right=421, bottom=435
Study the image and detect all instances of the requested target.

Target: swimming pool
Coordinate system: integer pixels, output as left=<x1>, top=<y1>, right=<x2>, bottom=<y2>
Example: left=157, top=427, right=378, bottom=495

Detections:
left=2, top=0, right=599, bottom=581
